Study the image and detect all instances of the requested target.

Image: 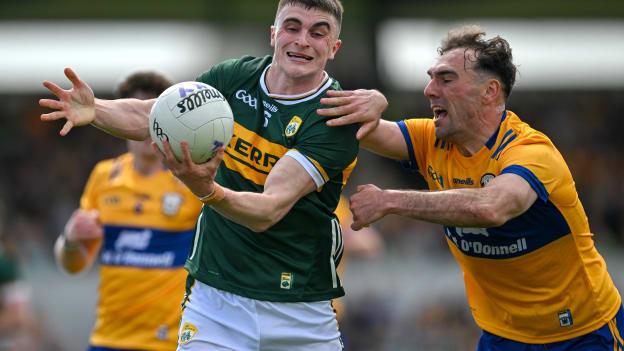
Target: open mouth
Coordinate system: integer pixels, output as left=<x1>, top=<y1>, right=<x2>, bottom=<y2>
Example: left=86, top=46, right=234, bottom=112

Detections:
left=287, top=52, right=313, bottom=61
left=433, top=106, right=448, bottom=120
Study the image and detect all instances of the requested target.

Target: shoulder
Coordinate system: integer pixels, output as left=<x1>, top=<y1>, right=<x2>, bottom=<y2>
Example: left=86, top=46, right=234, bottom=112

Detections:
left=198, top=55, right=270, bottom=80
left=89, top=153, right=130, bottom=179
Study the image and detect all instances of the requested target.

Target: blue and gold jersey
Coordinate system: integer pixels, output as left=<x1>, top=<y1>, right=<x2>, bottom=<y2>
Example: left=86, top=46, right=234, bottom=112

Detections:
left=80, top=153, right=201, bottom=350
left=399, top=111, right=621, bottom=343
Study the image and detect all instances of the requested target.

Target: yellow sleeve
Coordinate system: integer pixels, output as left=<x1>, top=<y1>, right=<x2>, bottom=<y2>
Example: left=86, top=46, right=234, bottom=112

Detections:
left=79, top=160, right=115, bottom=210
left=398, top=118, right=435, bottom=176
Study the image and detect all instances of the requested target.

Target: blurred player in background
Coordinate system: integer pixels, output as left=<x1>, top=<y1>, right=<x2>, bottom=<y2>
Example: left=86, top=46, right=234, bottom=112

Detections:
left=0, top=198, right=43, bottom=351
left=321, top=25, right=624, bottom=350
left=332, top=195, right=383, bottom=321
left=42, top=1, right=358, bottom=350
left=53, top=72, right=202, bottom=351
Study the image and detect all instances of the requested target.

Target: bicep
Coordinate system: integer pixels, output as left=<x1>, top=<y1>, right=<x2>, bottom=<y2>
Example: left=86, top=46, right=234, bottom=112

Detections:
left=263, top=155, right=317, bottom=213
left=361, top=120, right=409, bottom=160
left=485, top=173, right=538, bottom=220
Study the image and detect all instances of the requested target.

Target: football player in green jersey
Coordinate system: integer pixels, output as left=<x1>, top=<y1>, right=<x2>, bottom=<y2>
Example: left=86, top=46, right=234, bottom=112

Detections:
left=40, top=1, right=359, bottom=350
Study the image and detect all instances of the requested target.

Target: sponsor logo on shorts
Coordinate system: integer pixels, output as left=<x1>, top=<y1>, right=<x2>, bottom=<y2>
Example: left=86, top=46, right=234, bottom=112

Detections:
left=179, top=322, right=198, bottom=345
left=280, top=272, right=293, bottom=289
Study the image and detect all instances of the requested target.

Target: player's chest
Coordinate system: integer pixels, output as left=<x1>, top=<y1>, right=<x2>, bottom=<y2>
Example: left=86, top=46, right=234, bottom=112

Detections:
left=424, top=152, right=499, bottom=191
left=95, top=184, right=187, bottom=220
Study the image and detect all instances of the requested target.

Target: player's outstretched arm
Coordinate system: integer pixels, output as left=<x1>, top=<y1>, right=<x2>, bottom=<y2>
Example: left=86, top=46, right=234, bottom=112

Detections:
left=54, top=209, right=103, bottom=274
left=319, top=90, right=408, bottom=160
left=349, top=173, right=538, bottom=230
left=156, top=140, right=315, bottom=232
left=39, top=68, right=153, bottom=140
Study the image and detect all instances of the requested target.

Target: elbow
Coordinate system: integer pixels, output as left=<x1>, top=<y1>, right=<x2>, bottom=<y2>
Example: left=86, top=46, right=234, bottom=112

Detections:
left=473, top=204, right=509, bottom=228
left=246, top=208, right=287, bottom=233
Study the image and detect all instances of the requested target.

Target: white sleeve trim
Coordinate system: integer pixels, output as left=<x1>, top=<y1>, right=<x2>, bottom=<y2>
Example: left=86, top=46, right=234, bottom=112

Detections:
left=284, top=150, right=325, bottom=188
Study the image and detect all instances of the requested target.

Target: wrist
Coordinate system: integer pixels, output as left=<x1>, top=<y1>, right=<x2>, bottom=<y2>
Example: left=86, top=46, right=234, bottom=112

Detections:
left=198, top=183, right=225, bottom=205
left=60, top=232, right=84, bottom=252
left=382, top=189, right=399, bottom=215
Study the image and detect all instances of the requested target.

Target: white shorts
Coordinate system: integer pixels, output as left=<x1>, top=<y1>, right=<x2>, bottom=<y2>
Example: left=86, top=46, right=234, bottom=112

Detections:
left=177, top=280, right=343, bottom=351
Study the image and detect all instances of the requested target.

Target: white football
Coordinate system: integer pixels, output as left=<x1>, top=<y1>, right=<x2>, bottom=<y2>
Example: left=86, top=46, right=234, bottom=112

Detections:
left=149, top=81, right=234, bottom=163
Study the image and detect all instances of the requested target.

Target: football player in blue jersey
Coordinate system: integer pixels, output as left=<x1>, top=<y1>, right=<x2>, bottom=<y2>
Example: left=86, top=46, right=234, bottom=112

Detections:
left=321, top=25, right=624, bottom=351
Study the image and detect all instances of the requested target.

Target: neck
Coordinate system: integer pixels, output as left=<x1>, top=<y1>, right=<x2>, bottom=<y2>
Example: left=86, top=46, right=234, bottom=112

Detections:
left=455, top=105, right=506, bottom=157
left=132, top=156, right=163, bottom=176
left=265, top=65, right=327, bottom=96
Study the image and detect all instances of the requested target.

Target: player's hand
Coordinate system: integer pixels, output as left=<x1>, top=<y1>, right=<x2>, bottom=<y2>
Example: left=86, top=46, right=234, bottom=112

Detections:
left=64, top=209, right=103, bottom=242
left=319, top=89, right=388, bottom=140
left=349, top=184, right=388, bottom=230
left=39, top=68, right=96, bottom=136
left=154, top=140, right=224, bottom=198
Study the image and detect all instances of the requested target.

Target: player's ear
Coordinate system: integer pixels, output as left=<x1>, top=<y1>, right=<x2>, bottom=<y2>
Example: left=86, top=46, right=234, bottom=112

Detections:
left=328, top=39, right=342, bottom=60
left=270, top=25, right=276, bottom=48
left=483, top=78, right=501, bottom=103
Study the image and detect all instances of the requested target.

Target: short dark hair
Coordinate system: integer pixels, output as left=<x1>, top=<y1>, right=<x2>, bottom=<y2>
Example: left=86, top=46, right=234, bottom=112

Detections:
left=276, top=0, right=343, bottom=32
left=115, top=71, right=172, bottom=99
left=439, top=25, right=517, bottom=100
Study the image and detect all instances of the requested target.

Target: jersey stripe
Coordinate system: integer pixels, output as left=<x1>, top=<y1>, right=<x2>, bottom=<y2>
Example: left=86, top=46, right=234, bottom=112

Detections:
left=501, top=165, right=549, bottom=202
left=397, top=120, right=418, bottom=171
left=330, top=219, right=338, bottom=288
left=222, top=122, right=288, bottom=185
left=285, top=150, right=326, bottom=188
left=189, top=211, right=203, bottom=260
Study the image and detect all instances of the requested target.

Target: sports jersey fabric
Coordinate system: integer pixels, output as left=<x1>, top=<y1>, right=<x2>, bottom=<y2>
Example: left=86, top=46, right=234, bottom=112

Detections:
left=81, top=153, right=201, bottom=350
left=398, top=110, right=621, bottom=343
left=185, top=55, right=359, bottom=302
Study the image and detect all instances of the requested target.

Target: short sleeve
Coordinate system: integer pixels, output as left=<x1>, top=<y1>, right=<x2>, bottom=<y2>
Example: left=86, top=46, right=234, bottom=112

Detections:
left=497, top=142, right=568, bottom=203
left=398, top=118, right=434, bottom=176
left=286, top=113, right=359, bottom=189
left=79, top=161, right=109, bottom=210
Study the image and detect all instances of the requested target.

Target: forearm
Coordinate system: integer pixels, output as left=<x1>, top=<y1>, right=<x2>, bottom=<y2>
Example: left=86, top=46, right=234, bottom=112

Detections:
left=384, top=188, right=503, bottom=227
left=210, top=189, right=292, bottom=233
left=92, top=98, right=153, bottom=140
left=54, top=235, right=101, bottom=274
left=360, top=120, right=408, bottom=160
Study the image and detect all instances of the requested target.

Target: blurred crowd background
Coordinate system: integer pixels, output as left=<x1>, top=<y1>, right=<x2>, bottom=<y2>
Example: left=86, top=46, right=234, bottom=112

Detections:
left=1, top=0, right=623, bottom=350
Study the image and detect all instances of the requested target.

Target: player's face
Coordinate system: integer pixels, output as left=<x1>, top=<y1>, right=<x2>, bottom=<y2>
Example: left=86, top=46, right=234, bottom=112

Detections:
left=424, top=48, right=486, bottom=142
left=270, top=5, right=342, bottom=82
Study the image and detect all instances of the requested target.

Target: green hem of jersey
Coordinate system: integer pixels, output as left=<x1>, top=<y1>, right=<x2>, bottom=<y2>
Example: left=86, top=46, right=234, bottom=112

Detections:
left=188, top=267, right=345, bottom=303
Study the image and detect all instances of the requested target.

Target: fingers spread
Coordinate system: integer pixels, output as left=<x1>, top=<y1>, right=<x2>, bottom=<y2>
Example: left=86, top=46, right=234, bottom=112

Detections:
left=60, top=120, right=73, bottom=136
left=356, top=121, right=377, bottom=140
left=41, top=111, right=66, bottom=122
left=161, top=139, right=180, bottom=164
left=64, top=67, right=83, bottom=87
left=42, top=80, right=66, bottom=97
left=179, top=141, right=195, bottom=168
left=39, top=98, right=63, bottom=110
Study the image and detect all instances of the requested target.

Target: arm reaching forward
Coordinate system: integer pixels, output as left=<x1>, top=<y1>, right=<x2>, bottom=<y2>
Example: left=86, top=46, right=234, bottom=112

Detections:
left=39, top=68, right=153, bottom=140
left=156, top=140, right=316, bottom=232
left=349, top=173, right=538, bottom=231
left=319, top=89, right=409, bottom=160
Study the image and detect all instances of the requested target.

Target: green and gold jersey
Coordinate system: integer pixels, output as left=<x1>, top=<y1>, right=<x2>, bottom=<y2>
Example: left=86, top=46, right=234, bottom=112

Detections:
left=186, top=56, right=359, bottom=302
